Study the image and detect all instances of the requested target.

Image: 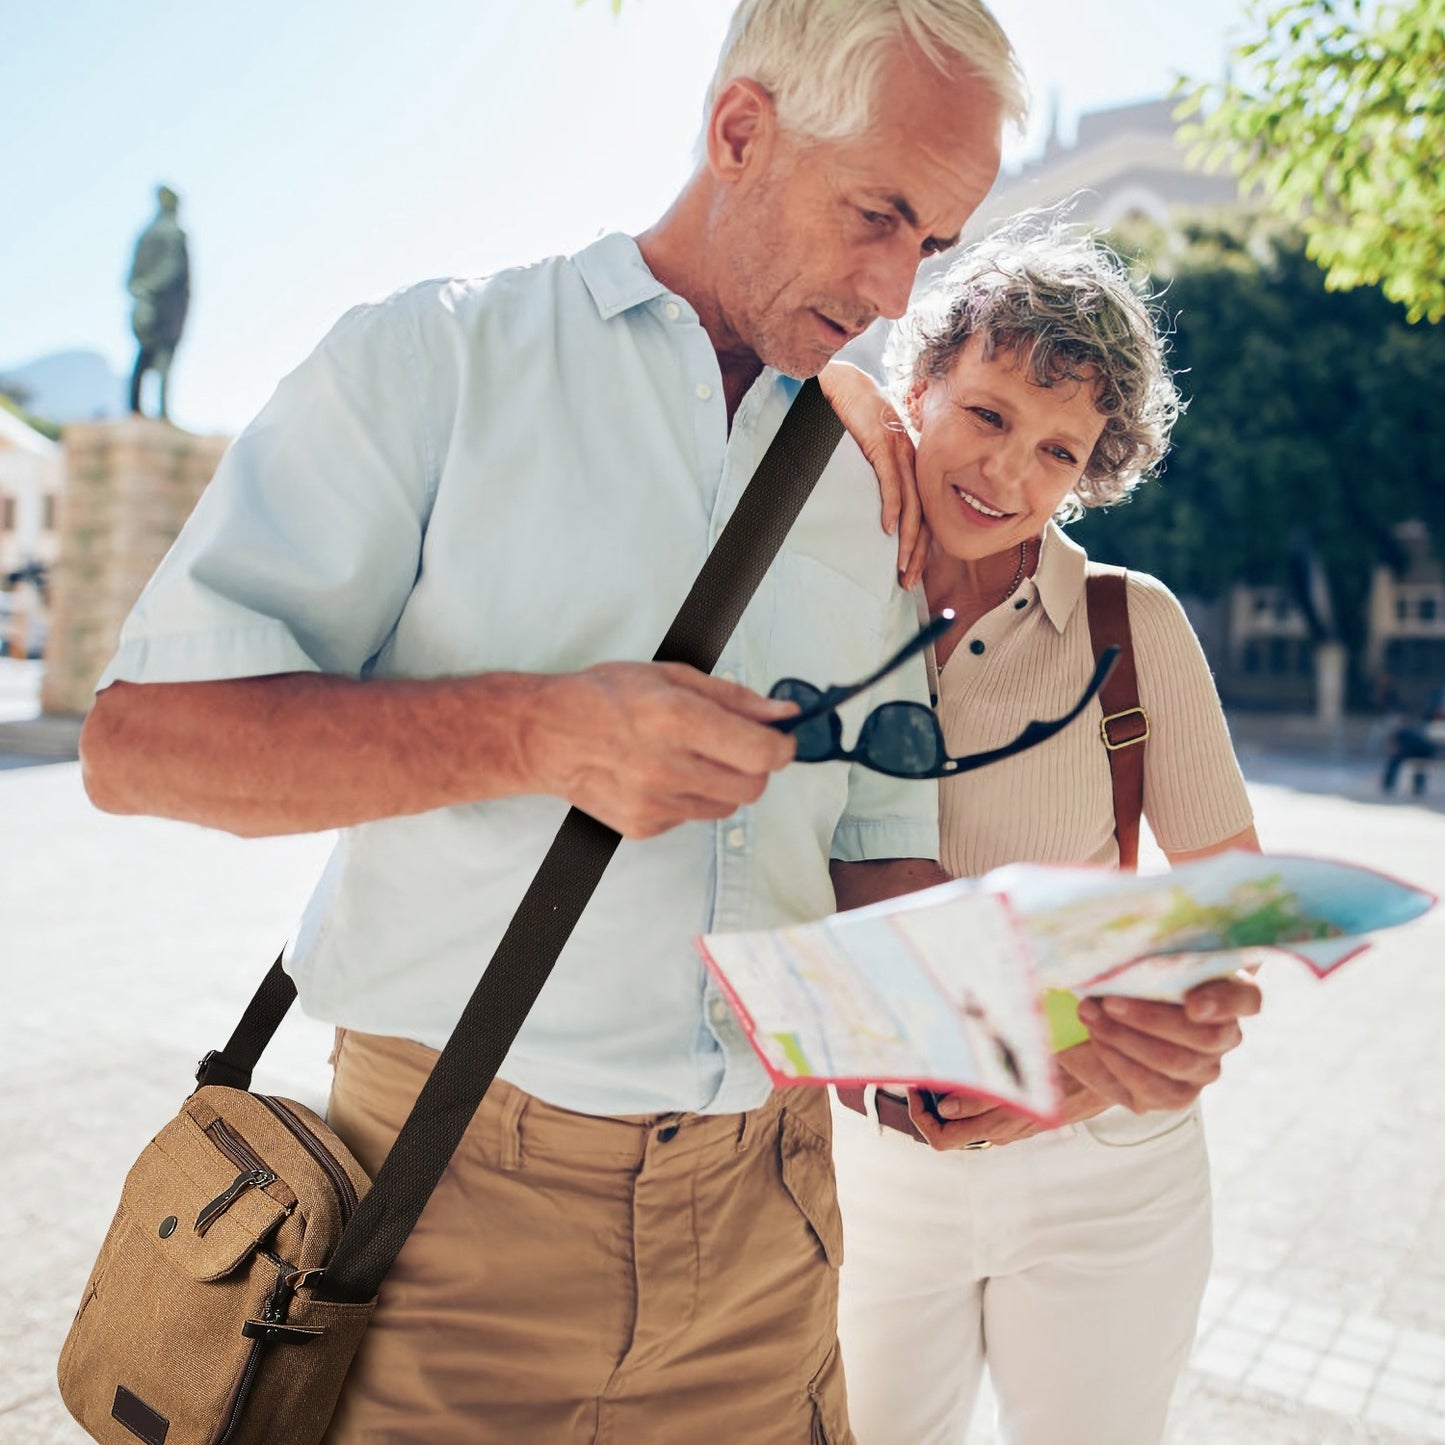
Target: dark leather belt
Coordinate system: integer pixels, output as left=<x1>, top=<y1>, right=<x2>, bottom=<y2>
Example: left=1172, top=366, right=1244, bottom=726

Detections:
left=836, top=1085, right=928, bottom=1143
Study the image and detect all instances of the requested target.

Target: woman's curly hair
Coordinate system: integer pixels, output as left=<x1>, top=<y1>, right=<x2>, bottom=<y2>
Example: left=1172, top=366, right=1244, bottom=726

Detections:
left=883, top=214, right=1181, bottom=521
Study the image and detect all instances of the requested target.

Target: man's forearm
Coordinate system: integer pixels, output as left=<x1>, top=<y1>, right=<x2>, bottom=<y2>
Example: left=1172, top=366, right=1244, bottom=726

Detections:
left=81, top=672, right=551, bottom=838
left=830, top=856, right=949, bottom=912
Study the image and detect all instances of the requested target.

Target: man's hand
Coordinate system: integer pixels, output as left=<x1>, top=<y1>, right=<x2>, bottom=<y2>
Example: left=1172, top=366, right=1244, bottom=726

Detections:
left=903, top=1058, right=1111, bottom=1151
left=524, top=662, right=798, bottom=838
left=819, top=361, right=930, bottom=588
left=1057, top=972, right=1263, bottom=1113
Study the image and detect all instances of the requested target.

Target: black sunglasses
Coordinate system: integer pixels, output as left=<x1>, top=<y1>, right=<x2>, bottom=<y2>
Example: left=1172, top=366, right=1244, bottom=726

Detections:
left=769, top=614, right=1120, bottom=780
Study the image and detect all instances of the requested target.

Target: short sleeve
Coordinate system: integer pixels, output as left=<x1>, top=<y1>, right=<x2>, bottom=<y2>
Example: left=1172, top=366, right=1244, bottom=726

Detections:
left=97, top=287, right=443, bottom=690
left=1131, top=574, right=1255, bottom=853
left=830, top=584, right=941, bottom=864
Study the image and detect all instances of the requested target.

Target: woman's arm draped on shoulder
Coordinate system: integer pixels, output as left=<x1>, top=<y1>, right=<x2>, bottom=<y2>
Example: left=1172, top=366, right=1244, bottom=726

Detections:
left=819, top=360, right=930, bottom=586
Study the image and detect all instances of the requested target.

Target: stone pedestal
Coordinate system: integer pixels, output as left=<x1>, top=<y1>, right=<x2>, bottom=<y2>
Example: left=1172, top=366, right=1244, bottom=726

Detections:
left=41, top=418, right=229, bottom=716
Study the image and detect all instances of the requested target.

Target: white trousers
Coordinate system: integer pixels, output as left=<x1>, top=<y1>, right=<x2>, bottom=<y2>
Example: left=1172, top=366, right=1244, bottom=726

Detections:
left=832, top=1094, right=1213, bottom=1445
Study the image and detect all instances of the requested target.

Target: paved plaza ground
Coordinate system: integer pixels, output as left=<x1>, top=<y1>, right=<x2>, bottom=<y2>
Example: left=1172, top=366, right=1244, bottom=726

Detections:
left=3, top=657, right=1444, bottom=1443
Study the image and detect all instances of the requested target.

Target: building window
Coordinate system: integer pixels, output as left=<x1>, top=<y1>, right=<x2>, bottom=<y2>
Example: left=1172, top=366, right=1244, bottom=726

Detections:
left=1397, top=598, right=1410, bottom=621
left=0, top=496, right=14, bottom=532
left=42, top=494, right=56, bottom=531
left=1420, top=596, right=1438, bottom=622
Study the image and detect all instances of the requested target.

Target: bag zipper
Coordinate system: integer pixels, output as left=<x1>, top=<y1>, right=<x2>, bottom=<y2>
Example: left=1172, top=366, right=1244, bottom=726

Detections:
left=197, top=1120, right=277, bottom=1235
left=211, top=1252, right=289, bottom=1445
left=257, top=1096, right=358, bottom=1226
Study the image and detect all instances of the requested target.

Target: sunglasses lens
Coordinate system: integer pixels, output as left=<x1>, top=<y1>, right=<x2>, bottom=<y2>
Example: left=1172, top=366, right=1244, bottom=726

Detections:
left=770, top=680, right=837, bottom=762
left=857, top=703, right=945, bottom=776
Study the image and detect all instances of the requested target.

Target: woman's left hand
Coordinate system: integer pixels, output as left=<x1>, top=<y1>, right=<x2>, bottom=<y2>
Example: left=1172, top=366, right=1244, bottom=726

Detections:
left=819, top=360, right=930, bottom=588
left=903, top=1058, right=1112, bottom=1152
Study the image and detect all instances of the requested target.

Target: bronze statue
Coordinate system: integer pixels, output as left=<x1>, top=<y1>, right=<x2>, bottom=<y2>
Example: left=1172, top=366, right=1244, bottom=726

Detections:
left=127, top=186, right=190, bottom=420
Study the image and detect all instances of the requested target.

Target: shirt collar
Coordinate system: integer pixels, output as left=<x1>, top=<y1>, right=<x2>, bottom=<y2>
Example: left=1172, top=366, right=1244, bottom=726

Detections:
left=573, top=232, right=674, bottom=320
left=1030, top=520, right=1089, bottom=634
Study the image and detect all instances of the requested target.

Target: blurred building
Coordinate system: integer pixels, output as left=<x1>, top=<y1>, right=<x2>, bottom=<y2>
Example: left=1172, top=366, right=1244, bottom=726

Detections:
left=967, top=96, right=1239, bottom=239
left=0, top=406, right=61, bottom=657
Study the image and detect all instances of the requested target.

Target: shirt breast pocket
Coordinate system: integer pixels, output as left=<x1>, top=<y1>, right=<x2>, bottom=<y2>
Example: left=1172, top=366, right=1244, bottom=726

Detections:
left=765, top=553, right=889, bottom=705
left=764, top=552, right=894, bottom=834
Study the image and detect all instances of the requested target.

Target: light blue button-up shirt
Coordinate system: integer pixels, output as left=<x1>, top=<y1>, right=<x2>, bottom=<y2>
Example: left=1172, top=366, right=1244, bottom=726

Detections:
left=99, top=233, right=938, bottom=1116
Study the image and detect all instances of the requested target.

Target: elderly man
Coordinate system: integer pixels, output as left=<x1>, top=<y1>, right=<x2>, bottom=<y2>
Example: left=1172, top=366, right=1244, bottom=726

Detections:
left=81, top=2, right=1256, bottom=1439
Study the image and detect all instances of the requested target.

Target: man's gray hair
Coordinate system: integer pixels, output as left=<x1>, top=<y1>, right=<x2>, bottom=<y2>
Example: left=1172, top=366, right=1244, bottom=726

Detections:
left=884, top=216, right=1181, bottom=518
left=705, top=0, right=1027, bottom=144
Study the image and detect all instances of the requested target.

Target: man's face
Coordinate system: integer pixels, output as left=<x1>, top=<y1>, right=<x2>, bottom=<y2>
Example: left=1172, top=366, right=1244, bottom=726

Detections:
left=712, top=49, right=1003, bottom=378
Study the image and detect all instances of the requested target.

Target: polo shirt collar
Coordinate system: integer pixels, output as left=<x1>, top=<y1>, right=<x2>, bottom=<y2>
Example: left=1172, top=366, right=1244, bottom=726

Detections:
left=1032, top=520, right=1089, bottom=634
left=574, top=232, right=674, bottom=320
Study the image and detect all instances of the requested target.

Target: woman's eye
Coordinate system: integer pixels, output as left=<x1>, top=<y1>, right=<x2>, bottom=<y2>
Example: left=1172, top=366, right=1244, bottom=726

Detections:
left=970, top=408, right=1001, bottom=427
left=1048, top=446, right=1078, bottom=464
left=861, top=209, right=889, bottom=227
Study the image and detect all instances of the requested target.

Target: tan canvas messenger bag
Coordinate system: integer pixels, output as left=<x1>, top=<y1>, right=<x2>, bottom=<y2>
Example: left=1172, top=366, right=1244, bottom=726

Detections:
left=55, top=380, right=845, bottom=1445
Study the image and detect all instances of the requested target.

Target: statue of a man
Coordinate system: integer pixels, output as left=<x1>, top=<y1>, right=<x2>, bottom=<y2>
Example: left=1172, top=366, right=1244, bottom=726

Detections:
left=127, top=185, right=190, bottom=420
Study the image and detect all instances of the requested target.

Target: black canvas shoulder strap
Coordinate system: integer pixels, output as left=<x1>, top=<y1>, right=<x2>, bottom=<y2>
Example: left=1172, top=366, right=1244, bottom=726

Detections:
left=197, top=377, right=845, bottom=1302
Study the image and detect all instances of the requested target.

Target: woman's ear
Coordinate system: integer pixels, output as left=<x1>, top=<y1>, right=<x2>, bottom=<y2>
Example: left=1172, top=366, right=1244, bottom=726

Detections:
left=903, top=378, right=927, bottom=430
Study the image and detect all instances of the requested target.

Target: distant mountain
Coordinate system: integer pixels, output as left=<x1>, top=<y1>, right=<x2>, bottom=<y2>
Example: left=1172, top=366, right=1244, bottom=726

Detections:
left=0, top=350, right=127, bottom=425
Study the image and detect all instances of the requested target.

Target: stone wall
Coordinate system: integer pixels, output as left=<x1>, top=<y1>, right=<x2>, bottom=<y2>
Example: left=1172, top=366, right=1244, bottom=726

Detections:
left=41, top=418, right=229, bottom=716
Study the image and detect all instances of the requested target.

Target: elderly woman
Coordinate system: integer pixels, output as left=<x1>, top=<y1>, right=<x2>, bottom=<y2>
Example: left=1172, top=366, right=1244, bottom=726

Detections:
left=826, top=227, right=1260, bottom=1445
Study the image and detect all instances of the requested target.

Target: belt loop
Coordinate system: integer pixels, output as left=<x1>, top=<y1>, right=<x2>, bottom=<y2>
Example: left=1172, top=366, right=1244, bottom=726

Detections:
left=496, top=1086, right=527, bottom=1172
left=738, top=1094, right=778, bottom=1153
left=863, top=1084, right=883, bottom=1136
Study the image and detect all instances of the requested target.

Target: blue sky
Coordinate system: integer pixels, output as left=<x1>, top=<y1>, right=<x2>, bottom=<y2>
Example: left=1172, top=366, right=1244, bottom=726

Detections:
left=1, top=0, right=1255, bottom=433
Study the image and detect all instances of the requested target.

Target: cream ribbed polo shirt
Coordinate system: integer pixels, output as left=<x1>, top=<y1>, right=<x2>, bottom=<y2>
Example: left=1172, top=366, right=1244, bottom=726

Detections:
left=927, top=522, right=1254, bottom=878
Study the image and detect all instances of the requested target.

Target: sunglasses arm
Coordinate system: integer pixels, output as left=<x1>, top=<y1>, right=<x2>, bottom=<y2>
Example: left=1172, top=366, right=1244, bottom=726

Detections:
left=940, top=646, right=1120, bottom=777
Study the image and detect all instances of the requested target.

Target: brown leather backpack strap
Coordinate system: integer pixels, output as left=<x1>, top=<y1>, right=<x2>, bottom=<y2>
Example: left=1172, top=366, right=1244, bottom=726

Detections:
left=1085, top=565, right=1148, bottom=871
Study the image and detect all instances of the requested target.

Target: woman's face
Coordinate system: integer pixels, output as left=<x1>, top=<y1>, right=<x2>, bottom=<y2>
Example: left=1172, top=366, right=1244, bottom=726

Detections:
left=909, top=335, right=1108, bottom=562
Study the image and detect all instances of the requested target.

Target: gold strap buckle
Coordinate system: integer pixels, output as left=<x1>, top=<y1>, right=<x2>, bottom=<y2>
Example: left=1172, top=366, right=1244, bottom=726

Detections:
left=1100, top=706, right=1149, bottom=751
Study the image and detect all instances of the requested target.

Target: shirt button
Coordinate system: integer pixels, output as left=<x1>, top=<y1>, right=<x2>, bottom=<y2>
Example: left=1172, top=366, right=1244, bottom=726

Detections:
left=727, top=826, right=746, bottom=849
left=695, top=383, right=713, bottom=401
left=709, top=997, right=732, bottom=1027
left=1014, top=597, right=1028, bottom=610
left=663, top=301, right=681, bottom=320
left=657, top=1121, right=680, bottom=1143
left=970, top=639, right=986, bottom=655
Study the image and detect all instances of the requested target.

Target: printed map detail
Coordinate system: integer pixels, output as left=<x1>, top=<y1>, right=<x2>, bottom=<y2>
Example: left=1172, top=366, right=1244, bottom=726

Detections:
left=697, top=852, right=1433, bottom=1115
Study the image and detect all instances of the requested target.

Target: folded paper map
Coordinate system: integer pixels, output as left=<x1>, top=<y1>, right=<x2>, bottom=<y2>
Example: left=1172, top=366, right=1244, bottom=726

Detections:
left=696, top=853, right=1433, bottom=1123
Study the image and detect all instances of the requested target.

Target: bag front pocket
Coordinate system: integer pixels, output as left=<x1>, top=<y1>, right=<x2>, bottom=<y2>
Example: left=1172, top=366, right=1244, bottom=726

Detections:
left=58, top=1123, right=293, bottom=1445
left=58, top=1188, right=286, bottom=1443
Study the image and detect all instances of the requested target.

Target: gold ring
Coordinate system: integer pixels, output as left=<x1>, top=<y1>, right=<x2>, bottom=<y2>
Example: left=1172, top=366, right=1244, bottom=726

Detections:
left=962, top=1139, right=993, bottom=1150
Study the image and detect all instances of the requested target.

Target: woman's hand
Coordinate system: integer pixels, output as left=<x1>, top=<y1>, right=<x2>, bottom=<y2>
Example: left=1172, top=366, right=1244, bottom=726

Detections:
left=1059, top=972, right=1262, bottom=1113
left=819, top=361, right=930, bottom=588
left=903, top=1052, right=1113, bottom=1152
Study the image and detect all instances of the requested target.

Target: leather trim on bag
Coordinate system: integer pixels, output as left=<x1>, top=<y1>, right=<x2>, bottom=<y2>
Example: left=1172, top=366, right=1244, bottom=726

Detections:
left=112, top=1385, right=170, bottom=1445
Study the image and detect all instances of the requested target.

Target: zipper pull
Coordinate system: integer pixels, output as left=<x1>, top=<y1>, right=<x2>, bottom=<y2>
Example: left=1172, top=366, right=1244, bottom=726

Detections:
left=194, top=1167, right=277, bottom=1235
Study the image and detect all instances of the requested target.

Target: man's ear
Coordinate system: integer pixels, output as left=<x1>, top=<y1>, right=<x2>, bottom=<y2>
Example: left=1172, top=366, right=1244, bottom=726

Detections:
left=705, top=78, right=778, bottom=183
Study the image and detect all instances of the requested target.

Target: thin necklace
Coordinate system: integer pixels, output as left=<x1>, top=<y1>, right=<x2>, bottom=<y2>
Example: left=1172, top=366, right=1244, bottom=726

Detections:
left=939, top=541, right=1030, bottom=672
left=1001, top=540, right=1028, bottom=601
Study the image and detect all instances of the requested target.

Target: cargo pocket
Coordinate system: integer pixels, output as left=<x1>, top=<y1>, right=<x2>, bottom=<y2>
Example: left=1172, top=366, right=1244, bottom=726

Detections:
left=779, top=1107, right=844, bottom=1269
left=808, top=1338, right=855, bottom=1445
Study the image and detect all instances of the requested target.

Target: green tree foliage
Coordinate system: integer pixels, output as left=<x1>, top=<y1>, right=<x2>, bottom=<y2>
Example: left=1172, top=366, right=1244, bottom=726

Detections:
left=1182, top=0, right=1445, bottom=322
left=1072, top=219, right=1445, bottom=663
